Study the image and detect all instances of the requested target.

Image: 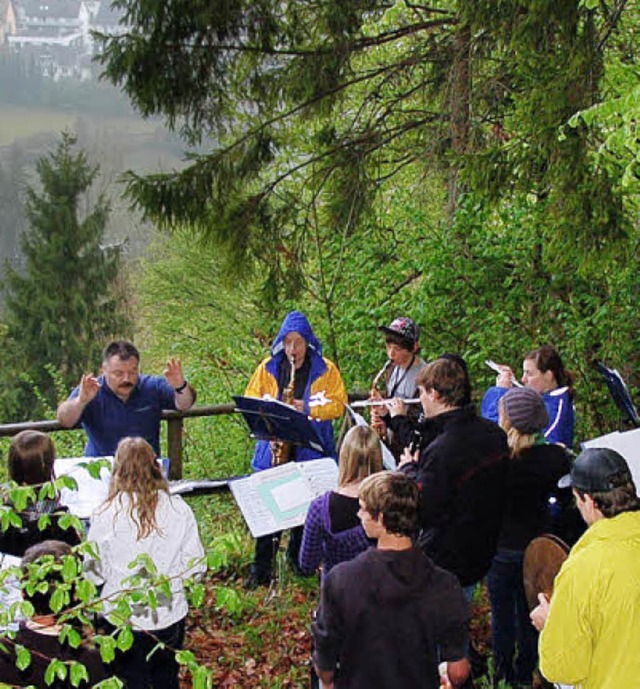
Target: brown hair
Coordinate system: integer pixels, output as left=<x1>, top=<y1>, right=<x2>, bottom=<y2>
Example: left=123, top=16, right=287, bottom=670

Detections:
left=525, top=345, right=575, bottom=399
left=103, top=340, right=140, bottom=363
left=104, top=437, right=169, bottom=540
left=384, top=332, right=416, bottom=353
left=9, top=430, right=56, bottom=485
left=359, top=472, right=419, bottom=537
left=338, top=426, right=383, bottom=486
left=576, top=475, right=640, bottom=518
left=416, top=357, right=469, bottom=408
left=21, top=540, right=74, bottom=616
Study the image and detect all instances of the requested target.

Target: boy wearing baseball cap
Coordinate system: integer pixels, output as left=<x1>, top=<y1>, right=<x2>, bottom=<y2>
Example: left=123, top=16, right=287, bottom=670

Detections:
left=370, top=317, right=426, bottom=460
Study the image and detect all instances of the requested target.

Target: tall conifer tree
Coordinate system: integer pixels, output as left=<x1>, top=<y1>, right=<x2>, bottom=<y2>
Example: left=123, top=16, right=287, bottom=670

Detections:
left=1, top=134, right=129, bottom=420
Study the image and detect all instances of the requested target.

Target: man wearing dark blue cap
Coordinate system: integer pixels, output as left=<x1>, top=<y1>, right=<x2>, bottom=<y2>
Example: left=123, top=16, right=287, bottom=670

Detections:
left=530, top=447, right=640, bottom=689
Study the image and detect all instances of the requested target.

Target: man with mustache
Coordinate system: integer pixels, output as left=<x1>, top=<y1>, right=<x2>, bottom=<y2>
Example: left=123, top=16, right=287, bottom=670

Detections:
left=57, top=340, right=195, bottom=457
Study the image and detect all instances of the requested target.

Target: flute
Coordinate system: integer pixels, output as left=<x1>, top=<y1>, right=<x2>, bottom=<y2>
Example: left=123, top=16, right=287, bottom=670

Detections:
left=351, top=398, right=421, bottom=409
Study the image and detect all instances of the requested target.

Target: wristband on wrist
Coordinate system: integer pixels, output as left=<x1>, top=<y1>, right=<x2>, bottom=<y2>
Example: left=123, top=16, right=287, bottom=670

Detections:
left=174, top=381, right=188, bottom=394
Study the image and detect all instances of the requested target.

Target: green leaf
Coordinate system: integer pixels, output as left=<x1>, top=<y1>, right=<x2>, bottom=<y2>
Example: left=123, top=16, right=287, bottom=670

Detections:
left=37, top=482, right=55, bottom=501
left=70, top=661, right=90, bottom=687
left=15, top=644, right=31, bottom=671
left=148, top=587, right=158, bottom=610
left=190, top=582, right=205, bottom=608
left=49, top=587, right=68, bottom=614
left=192, top=664, right=213, bottom=689
left=175, top=649, right=197, bottom=667
left=55, top=474, right=78, bottom=492
left=116, top=626, right=134, bottom=652
left=37, top=513, right=52, bottom=531
left=60, top=625, right=83, bottom=649
left=215, top=586, right=242, bottom=616
left=61, top=555, right=78, bottom=581
left=44, top=658, right=67, bottom=684
left=95, top=635, right=117, bottom=664
left=75, top=578, right=97, bottom=604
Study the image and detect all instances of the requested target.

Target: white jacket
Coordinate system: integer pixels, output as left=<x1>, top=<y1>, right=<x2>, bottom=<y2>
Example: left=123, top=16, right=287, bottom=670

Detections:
left=87, top=491, right=206, bottom=630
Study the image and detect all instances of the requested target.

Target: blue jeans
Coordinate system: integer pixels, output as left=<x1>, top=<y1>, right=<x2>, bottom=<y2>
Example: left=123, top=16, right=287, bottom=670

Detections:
left=487, top=549, right=538, bottom=684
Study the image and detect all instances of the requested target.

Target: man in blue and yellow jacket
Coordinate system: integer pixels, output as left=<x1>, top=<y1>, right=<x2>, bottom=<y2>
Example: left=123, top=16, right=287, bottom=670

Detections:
left=244, top=310, right=347, bottom=587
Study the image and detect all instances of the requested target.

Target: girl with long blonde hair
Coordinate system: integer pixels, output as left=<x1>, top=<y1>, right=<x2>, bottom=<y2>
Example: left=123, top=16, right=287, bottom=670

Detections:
left=298, top=425, right=383, bottom=578
left=87, top=437, right=205, bottom=689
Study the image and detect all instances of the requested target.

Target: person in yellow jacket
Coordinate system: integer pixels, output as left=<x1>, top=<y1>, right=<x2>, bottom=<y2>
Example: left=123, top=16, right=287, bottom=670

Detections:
left=531, top=447, right=640, bottom=689
left=244, top=310, right=347, bottom=588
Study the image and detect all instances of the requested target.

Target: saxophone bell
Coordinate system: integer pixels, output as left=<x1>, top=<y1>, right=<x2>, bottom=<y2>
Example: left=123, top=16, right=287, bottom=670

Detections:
left=370, top=359, right=392, bottom=440
left=272, top=355, right=297, bottom=466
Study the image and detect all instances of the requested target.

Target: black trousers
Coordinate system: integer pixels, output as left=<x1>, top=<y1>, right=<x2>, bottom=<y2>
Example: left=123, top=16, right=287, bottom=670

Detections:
left=251, top=525, right=304, bottom=579
left=102, top=617, right=185, bottom=689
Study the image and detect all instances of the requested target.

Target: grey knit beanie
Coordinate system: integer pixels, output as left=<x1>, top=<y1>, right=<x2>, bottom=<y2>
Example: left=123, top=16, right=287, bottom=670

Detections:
left=502, top=387, right=548, bottom=434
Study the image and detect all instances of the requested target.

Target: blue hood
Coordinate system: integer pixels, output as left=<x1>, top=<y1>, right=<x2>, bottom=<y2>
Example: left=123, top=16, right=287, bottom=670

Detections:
left=271, top=311, right=323, bottom=357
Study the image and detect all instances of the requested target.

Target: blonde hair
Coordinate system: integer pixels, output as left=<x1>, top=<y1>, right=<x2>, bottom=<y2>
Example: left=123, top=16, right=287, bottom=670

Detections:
left=338, top=426, right=383, bottom=486
left=499, top=400, right=537, bottom=459
left=104, top=437, right=169, bottom=540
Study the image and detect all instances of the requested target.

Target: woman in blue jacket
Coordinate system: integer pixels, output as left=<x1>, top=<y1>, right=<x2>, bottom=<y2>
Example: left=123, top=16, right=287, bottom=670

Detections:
left=481, top=345, right=575, bottom=448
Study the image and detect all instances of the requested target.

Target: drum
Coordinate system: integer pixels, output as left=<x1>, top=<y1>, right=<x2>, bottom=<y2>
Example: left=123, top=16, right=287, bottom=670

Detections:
left=523, top=533, right=570, bottom=611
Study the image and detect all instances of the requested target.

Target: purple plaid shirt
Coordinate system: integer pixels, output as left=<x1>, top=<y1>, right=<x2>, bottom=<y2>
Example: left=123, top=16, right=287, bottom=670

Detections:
left=299, top=491, right=372, bottom=577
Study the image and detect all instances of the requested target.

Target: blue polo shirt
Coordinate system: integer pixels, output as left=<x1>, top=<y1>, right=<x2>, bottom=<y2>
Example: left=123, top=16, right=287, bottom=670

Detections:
left=69, top=374, right=177, bottom=457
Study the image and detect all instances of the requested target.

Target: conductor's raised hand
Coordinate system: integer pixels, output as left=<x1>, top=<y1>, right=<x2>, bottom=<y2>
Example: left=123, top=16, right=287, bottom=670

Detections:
left=164, top=357, right=185, bottom=389
left=78, top=374, right=101, bottom=405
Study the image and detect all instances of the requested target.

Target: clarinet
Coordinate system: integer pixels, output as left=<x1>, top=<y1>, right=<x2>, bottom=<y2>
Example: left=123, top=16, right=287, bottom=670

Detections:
left=408, top=412, right=425, bottom=455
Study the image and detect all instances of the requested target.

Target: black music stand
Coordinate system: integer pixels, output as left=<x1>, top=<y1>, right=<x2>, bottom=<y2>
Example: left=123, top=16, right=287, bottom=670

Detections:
left=596, top=362, right=640, bottom=428
left=233, top=395, right=327, bottom=454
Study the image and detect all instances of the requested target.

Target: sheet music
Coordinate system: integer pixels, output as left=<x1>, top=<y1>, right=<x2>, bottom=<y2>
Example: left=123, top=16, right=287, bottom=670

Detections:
left=272, top=478, right=310, bottom=512
left=0, top=553, right=22, bottom=632
left=235, top=395, right=326, bottom=452
left=345, top=405, right=396, bottom=470
left=56, top=456, right=171, bottom=518
left=55, top=456, right=113, bottom=519
left=230, top=459, right=339, bottom=538
left=582, top=428, right=640, bottom=496
left=299, top=458, right=341, bottom=494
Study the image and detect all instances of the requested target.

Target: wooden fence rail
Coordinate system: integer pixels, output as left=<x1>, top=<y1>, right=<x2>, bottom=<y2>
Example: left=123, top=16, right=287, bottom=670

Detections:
left=0, top=395, right=367, bottom=479
left=0, top=404, right=236, bottom=480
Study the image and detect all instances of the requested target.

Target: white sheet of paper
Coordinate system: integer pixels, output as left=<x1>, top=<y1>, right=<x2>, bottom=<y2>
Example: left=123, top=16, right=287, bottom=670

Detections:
left=272, top=478, right=311, bottom=512
left=230, top=458, right=339, bottom=538
left=0, top=553, right=23, bottom=632
left=55, top=456, right=113, bottom=519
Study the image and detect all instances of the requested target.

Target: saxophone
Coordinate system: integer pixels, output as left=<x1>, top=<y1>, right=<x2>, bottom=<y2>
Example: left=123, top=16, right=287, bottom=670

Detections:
left=272, top=357, right=296, bottom=466
left=370, top=359, right=392, bottom=440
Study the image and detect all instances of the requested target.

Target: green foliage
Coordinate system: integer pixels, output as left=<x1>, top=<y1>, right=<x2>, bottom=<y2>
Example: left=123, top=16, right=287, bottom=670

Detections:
left=96, top=0, right=462, bottom=300
left=0, top=133, right=131, bottom=421
left=0, top=499, right=212, bottom=687
left=95, top=0, right=638, bottom=316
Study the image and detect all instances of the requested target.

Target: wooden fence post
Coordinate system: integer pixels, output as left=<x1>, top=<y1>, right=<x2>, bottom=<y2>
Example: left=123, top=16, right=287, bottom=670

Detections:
left=167, top=416, right=183, bottom=479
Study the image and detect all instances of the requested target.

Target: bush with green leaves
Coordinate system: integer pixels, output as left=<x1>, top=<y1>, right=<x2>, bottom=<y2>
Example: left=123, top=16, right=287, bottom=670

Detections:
left=0, top=472, right=255, bottom=689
